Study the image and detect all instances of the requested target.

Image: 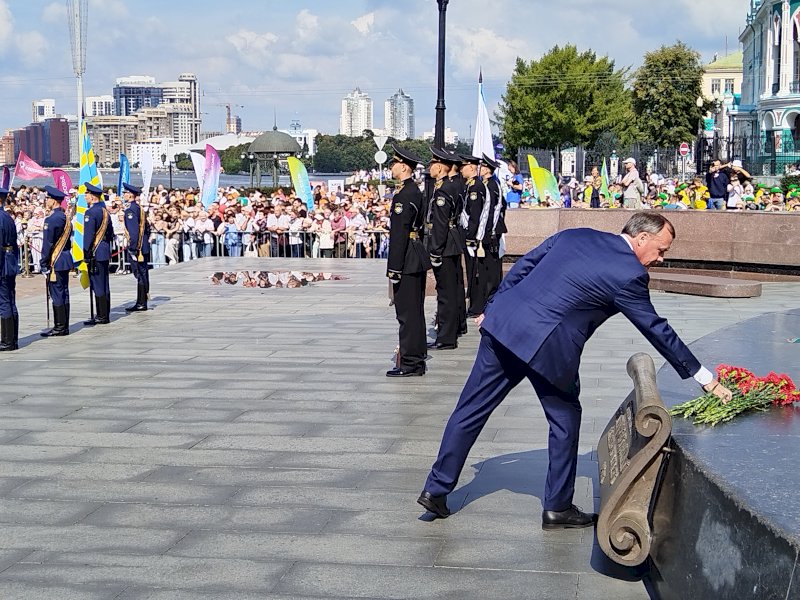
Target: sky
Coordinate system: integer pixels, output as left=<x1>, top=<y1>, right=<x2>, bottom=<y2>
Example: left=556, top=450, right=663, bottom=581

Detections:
left=0, top=0, right=751, bottom=139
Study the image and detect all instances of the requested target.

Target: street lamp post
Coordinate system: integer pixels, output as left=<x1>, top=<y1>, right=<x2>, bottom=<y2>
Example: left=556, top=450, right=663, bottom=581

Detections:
left=160, top=153, right=173, bottom=189
left=240, top=152, right=256, bottom=188
left=433, top=0, right=449, bottom=149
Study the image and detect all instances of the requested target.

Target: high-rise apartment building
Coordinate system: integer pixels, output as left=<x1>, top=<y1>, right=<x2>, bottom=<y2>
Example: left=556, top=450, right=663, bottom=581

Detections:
left=85, top=95, right=115, bottom=117
left=32, top=99, right=56, bottom=123
left=13, top=118, right=70, bottom=166
left=113, top=76, right=163, bottom=116
left=385, top=89, right=414, bottom=140
left=339, top=88, right=373, bottom=137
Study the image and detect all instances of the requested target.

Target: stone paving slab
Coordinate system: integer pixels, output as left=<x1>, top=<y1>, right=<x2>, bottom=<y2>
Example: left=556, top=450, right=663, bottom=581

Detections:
left=0, top=257, right=796, bottom=598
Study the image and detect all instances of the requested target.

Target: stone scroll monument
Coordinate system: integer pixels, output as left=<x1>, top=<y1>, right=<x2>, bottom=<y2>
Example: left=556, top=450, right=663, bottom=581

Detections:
left=597, top=353, right=672, bottom=567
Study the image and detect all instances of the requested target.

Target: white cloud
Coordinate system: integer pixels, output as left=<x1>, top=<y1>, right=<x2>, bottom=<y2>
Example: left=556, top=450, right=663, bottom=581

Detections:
left=679, top=0, right=749, bottom=37
left=88, top=0, right=128, bottom=19
left=41, top=2, right=66, bottom=24
left=0, top=1, right=13, bottom=48
left=448, top=27, right=530, bottom=80
left=226, top=29, right=280, bottom=68
left=295, top=9, right=319, bottom=42
left=351, top=12, right=375, bottom=36
left=15, top=30, right=49, bottom=67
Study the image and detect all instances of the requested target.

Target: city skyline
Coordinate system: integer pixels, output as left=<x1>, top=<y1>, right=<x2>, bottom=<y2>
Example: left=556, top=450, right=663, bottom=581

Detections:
left=0, top=0, right=750, bottom=139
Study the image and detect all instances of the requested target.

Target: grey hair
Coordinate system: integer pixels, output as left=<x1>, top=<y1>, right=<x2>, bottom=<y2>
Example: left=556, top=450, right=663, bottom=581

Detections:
left=622, top=212, right=675, bottom=238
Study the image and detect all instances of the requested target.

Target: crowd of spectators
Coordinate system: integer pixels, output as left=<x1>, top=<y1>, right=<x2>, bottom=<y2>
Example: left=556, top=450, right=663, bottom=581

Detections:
left=5, top=158, right=799, bottom=273
left=4, top=182, right=394, bottom=271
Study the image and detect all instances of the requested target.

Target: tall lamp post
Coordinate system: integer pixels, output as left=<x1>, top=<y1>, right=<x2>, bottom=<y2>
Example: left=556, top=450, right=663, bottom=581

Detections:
left=433, top=0, right=449, bottom=149
left=160, top=153, right=173, bottom=189
left=240, top=152, right=256, bottom=188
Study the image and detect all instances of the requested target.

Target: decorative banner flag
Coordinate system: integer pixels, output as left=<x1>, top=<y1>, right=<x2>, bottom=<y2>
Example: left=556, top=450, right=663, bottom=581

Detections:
left=71, top=121, right=101, bottom=289
left=117, top=153, right=130, bottom=196
left=531, top=167, right=560, bottom=206
left=201, top=145, right=221, bottom=208
left=13, top=150, right=49, bottom=182
left=52, top=169, right=72, bottom=209
left=286, top=156, right=314, bottom=212
left=600, top=157, right=611, bottom=202
left=1, top=166, right=9, bottom=189
left=140, top=151, right=153, bottom=200
left=472, top=70, right=495, bottom=161
left=189, top=151, right=205, bottom=191
left=526, top=155, right=540, bottom=200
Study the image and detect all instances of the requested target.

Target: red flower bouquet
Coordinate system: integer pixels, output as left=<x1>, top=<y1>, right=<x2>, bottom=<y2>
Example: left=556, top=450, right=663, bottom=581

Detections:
left=670, top=364, right=800, bottom=426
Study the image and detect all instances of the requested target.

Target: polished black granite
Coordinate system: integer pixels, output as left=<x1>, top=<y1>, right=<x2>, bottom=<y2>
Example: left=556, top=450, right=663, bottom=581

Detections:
left=651, top=308, right=800, bottom=599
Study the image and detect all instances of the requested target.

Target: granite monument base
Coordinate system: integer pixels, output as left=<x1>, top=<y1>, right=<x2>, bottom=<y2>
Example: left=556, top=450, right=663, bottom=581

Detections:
left=649, top=309, right=800, bottom=600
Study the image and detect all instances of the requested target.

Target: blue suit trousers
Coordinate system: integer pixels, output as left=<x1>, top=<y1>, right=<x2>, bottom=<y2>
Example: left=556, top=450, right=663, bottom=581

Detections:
left=0, top=275, right=17, bottom=318
left=90, top=261, right=110, bottom=297
left=425, top=330, right=582, bottom=511
left=48, top=270, right=70, bottom=306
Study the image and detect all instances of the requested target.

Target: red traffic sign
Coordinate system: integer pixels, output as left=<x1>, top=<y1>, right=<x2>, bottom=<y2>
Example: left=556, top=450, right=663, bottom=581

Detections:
left=679, top=142, right=690, bottom=156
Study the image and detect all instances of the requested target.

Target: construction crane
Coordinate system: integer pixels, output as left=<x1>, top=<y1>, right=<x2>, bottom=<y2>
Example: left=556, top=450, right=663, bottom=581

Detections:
left=213, top=103, right=244, bottom=133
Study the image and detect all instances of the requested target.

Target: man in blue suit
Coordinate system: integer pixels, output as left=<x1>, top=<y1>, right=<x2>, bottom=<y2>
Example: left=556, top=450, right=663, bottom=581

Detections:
left=0, top=188, right=18, bottom=351
left=122, top=183, right=150, bottom=312
left=418, top=212, right=733, bottom=528
left=40, top=186, right=74, bottom=337
left=82, top=183, right=114, bottom=326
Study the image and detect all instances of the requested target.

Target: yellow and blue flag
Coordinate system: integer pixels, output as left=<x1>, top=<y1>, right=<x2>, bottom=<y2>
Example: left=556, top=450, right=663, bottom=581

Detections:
left=71, top=122, right=100, bottom=289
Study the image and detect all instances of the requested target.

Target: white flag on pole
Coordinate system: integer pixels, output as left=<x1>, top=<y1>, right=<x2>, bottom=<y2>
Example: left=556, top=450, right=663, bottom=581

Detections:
left=189, top=151, right=206, bottom=192
left=472, top=70, right=495, bottom=161
left=140, top=151, right=154, bottom=200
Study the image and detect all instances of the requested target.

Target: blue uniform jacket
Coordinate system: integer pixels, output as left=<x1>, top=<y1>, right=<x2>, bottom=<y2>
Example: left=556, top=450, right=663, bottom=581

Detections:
left=0, top=207, right=18, bottom=277
left=124, top=201, right=151, bottom=255
left=40, top=208, right=75, bottom=272
left=83, top=203, right=114, bottom=261
left=481, top=228, right=701, bottom=393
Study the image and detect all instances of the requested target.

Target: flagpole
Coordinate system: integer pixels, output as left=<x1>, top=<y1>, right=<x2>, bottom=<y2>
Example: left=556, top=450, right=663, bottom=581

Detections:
left=67, top=0, right=87, bottom=164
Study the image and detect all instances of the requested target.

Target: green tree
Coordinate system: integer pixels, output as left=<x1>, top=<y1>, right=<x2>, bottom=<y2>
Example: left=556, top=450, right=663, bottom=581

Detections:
left=174, top=152, right=193, bottom=171
left=632, top=42, right=706, bottom=147
left=497, top=45, right=634, bottom=158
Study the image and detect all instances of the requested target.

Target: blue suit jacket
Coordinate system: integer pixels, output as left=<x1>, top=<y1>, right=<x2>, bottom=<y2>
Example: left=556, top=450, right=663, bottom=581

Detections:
left=41, top=209, right=75, bottom=272
left=124, top=201, right=151, bottom=255
left=481, top=228, right=701, bottom=393
left=83, top=203, right=114, bottom=261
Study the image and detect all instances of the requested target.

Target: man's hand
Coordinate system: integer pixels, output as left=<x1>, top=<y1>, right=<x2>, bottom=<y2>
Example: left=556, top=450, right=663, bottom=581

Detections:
left=474, top=313, right=484, bottom=328
left=703, top=379, right=733, bottom=404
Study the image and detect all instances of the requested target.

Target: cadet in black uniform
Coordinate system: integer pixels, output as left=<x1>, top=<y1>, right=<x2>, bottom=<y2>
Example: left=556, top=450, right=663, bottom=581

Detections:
left=386, top=144, right=430, bottom=377
left=480, top=154, right=505, bottom=304
left=459, top=155, right=486, bottom=317
left=40, top=186, right=74, bottom=337
left=82, top=183, right=114, bottom=326
left=0, top=187, right=18, bottom=351
left=122, top=183, right=150, bottom=312
left=425, top=147, right=465, bottom=350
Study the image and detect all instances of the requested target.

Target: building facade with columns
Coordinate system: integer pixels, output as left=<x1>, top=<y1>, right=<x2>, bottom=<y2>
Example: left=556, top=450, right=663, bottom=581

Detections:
left=737, top=0, right=800, bottom=173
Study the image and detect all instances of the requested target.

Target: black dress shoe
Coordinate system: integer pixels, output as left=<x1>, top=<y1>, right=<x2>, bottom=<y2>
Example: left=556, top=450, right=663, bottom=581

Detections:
left=417, top=491, right=450, bottom=518
left=125, top=304, right=147, bottom=312
left=386, top=367, right=425, bottom=377
left=83, top=318, right=97, bottom=326
left=427, top=341, right=457, bottom=350
left=541, top=505, right=597, bottom=530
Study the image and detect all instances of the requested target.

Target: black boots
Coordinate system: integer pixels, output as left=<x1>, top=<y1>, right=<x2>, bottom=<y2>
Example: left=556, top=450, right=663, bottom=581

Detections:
left=125, top=283, right=148, bottom=312
left=41, top=304, right=70, bottom=337
left=0, top=316, right=17, bottom=351
left=84, top=296, right=110, bottom=326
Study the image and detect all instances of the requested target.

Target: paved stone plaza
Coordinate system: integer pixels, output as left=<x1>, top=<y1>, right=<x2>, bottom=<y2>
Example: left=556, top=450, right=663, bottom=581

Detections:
left=0, top=258, right=797, bottom=599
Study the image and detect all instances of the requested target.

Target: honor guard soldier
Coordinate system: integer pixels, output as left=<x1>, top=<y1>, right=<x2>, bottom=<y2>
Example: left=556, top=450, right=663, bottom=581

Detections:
left=40, top=186, right=74, bottom=337
left=82, top=182, right=114, bottom=325
left=122, top=183, right=150, bottom=312
left=425, top=147, right=465, bottom=350
left=386, top=144, right=431, bottom=377
left=480, top=154, right=506, bottom=304
left=458, top=154, right=486, bottom=317
left=0, top=187, right=19, bottom=351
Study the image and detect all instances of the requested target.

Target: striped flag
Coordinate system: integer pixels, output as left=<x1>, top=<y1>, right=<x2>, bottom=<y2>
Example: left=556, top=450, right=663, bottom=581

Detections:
left=71, top=122, right=100, bottom=289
